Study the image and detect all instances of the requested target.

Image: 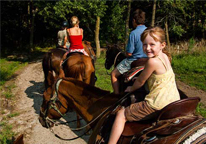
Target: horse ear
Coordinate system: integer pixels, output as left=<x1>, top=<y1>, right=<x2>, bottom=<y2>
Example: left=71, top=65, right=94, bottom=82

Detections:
left=59, top=68, right=65, bottom=78
left=47, top=71, right=55, bottom=86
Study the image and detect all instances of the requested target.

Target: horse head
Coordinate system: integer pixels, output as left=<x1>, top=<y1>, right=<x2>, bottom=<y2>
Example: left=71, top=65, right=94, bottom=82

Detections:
left=42, top=48, right=67, bottom=89
left=105, top=44, right=126, bottom=70
left=39, top=70, right=68, bottom=128
left=39, top=72, right=119, bottom=129
left=82, top=40, right=96, bottom=61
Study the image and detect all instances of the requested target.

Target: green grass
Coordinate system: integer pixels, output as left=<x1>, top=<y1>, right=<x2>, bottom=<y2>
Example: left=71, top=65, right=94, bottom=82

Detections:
left=0, top=59, right=27, bottom=86
left=196, top=103, right=206, bottom=118
left=0, top=122, right=14, bottom=144
left=172, top=53, right=206, bottom=91
left=7, top=112, right=20, bottom=118
left=95, top=54, right=113, bottom=92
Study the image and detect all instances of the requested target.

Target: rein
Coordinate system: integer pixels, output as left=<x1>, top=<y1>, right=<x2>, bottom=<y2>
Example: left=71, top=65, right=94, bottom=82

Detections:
left=105, top=51, right=122, bottom=75
left=113, top=52, right=122, bottom=67
left=87, top=47, right=95, bottom=60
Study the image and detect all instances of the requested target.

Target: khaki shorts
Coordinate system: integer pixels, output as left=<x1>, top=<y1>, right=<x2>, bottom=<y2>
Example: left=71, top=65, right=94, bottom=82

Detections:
left=125, top=101, right=158, bottom=122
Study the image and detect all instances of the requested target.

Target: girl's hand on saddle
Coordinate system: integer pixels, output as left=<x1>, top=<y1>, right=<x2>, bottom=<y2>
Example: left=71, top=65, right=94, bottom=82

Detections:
left=125, top=86, right=133, bottom=92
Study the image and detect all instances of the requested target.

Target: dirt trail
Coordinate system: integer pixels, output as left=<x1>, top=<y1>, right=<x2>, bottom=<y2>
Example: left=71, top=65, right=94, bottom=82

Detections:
left=4, top=60, right=90, bottom=144
left=1, top=58, right=206, bottom=144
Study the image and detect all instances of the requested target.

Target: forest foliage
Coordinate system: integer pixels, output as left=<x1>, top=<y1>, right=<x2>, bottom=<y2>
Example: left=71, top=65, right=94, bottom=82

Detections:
left=1, top=0, right=206, bottom=56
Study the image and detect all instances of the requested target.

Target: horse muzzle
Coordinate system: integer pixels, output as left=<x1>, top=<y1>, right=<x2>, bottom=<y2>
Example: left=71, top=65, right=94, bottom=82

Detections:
left=38, top=115, right=54, bottom=128
left=39, top=108, right=54, bottom=128
left=38, top=116, right=47, bottom=127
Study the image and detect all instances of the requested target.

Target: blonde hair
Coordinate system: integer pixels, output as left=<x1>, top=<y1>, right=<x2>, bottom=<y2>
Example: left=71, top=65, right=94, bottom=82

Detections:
left=70, top=16, right=79, bottom=27
left=141, top=26, right=172, bottom=62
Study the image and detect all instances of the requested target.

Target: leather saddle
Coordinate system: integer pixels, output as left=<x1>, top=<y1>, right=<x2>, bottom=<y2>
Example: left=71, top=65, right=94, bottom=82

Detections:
left=95, top=96, right=204, bottom=144
left=120, top=97, right=204, bottom=143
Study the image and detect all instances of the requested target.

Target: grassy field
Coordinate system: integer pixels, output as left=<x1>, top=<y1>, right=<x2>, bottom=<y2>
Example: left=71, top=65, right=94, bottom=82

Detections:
left=95, top=53, right=113, bottom=92
left=172, top=53, right=206, bottom=91
left=0, top=59, right=27, bottom=86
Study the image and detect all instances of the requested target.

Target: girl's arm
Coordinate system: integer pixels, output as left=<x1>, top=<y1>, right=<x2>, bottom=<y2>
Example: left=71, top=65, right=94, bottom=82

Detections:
left=125, top=58, right=156, bottom=92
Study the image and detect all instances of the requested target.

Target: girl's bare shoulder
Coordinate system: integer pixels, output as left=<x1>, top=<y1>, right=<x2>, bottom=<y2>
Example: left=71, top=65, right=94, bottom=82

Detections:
left=146, top=57, right=159, bottom=66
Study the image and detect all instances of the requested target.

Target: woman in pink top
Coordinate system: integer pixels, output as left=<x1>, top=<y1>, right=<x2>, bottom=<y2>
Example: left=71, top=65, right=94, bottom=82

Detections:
left=67, top=16, right=89, bottom=56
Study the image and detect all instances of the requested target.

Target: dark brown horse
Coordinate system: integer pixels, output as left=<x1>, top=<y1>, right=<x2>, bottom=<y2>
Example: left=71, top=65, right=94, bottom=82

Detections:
left=105, top=45, right=148, bottom=94
left=39, top=72, right=206, bottom=144
left=42, top=40, right=96, bottom=89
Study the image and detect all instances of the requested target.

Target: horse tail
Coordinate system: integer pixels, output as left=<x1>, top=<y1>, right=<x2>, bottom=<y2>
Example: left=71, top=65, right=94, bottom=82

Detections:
left=67, top=61, right=86, bottom=82
left=42, top=52, right=52, bottom=89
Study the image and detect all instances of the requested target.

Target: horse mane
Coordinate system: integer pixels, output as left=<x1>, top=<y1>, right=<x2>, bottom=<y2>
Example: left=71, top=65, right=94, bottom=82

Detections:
left=60, top=77, right=121, bottom=123
left=61, top=77, right=111, bottom=98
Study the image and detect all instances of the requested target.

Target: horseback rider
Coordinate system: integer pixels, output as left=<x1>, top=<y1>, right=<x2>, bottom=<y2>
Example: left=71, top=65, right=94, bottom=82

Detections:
left=66, top=16, right=89, bottom=56
left=108, top=26, right=180, bottom=144
left=57, top=21, right=70, bottom=50
left=111, top=9, right=148, bottom=95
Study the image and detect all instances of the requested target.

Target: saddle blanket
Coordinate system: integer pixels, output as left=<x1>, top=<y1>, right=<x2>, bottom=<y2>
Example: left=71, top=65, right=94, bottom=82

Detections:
left=124, top=66, right=144, bottom=83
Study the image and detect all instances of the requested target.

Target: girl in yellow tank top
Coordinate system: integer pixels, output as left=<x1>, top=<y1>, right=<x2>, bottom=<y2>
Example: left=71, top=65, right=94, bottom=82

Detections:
left=108, top=26, right=180, bottom=144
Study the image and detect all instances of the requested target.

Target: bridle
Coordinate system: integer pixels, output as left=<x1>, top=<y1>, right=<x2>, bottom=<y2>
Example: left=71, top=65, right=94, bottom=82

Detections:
left=40, top=79, right=67, bottom=128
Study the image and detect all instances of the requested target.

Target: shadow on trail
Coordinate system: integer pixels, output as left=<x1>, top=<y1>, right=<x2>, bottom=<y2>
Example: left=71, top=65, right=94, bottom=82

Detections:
left=25, top=80, right=90, bottom=143
left=25, top=80, right=44, bottom=114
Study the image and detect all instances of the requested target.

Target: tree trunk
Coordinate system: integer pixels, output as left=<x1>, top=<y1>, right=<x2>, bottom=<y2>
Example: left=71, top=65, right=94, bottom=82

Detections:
left=165, top=20, right=170, bottom=52
left=95, top=16, right=101, bottom=58
left=151, top=0, right=156, bottom=27
left=125, top=0, right=132, bottom=50
left=29, top=0, right=34, bottom=52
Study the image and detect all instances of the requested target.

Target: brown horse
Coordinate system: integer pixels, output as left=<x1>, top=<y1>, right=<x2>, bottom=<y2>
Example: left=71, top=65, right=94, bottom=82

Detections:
left=39, top=72, right=206, bottom=144
left=42, top=41, right=96, bottom=129
left=42, top=40, right=96, bottom=89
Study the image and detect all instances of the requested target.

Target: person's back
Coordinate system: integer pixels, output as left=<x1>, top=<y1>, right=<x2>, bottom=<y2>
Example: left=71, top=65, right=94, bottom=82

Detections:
left=68, top=27, right=84, bottom=50
left=67, top=16, right=88, bottom=56
left=57, top=21, right=70, bottom=49
left=111, top=9, right=147, bottom=94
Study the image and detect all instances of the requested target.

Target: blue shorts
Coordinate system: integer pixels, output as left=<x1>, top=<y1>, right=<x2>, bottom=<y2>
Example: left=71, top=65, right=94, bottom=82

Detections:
left=116, top=58, right=133, bottom=74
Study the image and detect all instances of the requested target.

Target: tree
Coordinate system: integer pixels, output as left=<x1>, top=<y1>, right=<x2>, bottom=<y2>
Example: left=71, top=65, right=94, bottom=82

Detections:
left=151, top=0, right=156, bottom=27
left=125, top=0, right=132, bottom=50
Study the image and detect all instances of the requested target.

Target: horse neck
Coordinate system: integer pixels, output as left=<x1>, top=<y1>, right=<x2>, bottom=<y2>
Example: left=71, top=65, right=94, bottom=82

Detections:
left=83, top=41, right=96, bottom=59
left=113, top=49, right=126, bottom=67
left=58, top=78, right=118, bottom=123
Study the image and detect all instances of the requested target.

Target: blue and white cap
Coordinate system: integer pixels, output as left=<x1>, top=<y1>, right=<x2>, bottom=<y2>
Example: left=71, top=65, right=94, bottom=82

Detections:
left=62, top=21, right=69, bottom=27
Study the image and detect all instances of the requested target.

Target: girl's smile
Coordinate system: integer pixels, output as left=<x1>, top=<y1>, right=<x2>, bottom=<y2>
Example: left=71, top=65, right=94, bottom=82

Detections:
left=143, top=34, right=165, bottom=57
